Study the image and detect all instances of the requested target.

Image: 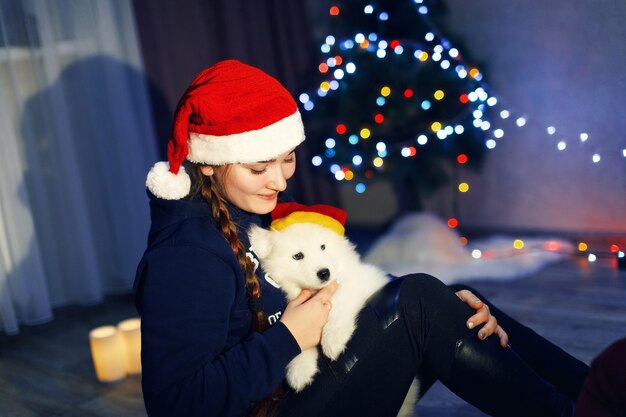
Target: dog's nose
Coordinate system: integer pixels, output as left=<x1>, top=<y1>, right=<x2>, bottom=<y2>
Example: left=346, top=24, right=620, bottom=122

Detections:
left=317, top=268, right=330, bottom=282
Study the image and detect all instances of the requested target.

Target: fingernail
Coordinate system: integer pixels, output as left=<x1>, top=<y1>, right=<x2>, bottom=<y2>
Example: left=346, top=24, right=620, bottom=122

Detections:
left=467, top=321, right=474, bottom=329
left=479, top=332, right=486, bottom=339
left=474, top=299, right=481, bottom=304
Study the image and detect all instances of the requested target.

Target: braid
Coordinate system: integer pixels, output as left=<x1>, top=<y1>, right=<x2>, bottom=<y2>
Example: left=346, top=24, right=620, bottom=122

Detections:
left=192, top=165, right=285, bottom=416
left=194, top=167, right=268, bottom=333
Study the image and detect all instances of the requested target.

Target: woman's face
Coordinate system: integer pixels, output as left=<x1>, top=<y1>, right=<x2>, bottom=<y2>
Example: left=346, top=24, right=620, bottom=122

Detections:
left=202, top=148, right=296, bottom=214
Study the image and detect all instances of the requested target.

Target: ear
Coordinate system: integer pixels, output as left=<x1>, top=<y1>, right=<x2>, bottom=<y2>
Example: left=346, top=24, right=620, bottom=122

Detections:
left=200, top=166, right=214, bottom=176
left=248, top=224, right=273, bottom=260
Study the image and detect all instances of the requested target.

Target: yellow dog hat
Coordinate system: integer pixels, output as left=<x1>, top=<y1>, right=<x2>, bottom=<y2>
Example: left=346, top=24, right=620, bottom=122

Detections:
left=270, top=202, right=347, bottom=236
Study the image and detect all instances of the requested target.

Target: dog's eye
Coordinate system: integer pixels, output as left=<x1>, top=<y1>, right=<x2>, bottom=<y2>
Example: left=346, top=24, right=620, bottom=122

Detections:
left=292, top=252, right=304, bottom=260
left=320, top=244, right=326, bottom=251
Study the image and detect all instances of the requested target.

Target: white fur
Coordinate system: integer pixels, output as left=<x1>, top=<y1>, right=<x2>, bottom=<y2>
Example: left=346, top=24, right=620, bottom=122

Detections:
left=249, top=222, right=389, bottom=389
left=146, top=161, right=191, bottom=200
left=248, top=222, right=419, bottom=417
left=187, top=110, right=305, bottom=165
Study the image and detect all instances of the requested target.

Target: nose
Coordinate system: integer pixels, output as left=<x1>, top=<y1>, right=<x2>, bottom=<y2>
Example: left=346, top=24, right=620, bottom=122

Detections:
left=317, top=268, right=330, bottom=282
left=267, top=166, right=287, bottom=192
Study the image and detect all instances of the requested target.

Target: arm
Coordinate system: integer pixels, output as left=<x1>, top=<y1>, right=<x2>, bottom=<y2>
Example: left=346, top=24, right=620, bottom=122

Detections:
left=135, top=246, right=301, bottom=417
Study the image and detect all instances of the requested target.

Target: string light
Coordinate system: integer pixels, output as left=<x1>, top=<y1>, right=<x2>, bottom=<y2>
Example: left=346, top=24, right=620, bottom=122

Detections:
left=302, top=0, right=624, bottom=256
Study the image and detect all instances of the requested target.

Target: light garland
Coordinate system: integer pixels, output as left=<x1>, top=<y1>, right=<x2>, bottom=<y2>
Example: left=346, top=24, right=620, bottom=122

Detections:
left=300, top=1, right=623, bottom=259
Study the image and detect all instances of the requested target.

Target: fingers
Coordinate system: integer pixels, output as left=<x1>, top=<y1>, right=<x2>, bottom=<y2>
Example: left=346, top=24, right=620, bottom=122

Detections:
left=495, top=326, right=509, bottom=348
left=468, top=308, right=509, bottom=348
left=312, top=280, right=339, bottom=304
left=476, top=315, right=498, bottom=340
left=456, top=290, right=508, bottom=347
left=466, top=303, right=490, bottom=330
left=465, top=303, right=494, bottom=339
left=456, top=289, right=484, bottom=310
left=291, top=289, right=313, bottom=305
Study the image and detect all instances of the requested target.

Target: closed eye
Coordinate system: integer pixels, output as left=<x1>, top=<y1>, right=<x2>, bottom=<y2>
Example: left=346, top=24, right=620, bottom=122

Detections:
left=243, top=163, right=268, bottom=175
left=320, top=244, right=326, bottom=250
left=292, top=252, right=304, bottom=260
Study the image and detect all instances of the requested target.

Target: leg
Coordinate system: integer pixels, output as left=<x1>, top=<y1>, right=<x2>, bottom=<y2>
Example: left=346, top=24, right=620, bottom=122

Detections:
left=286, top=348, right=320, bottom=392
left=279, top=274, right=579, bottom=417
left=279, top=278, right=422, bottom=417
left=449, top=283, right=589, bottom=400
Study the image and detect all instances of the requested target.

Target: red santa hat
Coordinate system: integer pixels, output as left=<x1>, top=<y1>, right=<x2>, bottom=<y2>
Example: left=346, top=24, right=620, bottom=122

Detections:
left=147, top=60, right=305, bottom=200
left=270, top=202, right=347, bottom=236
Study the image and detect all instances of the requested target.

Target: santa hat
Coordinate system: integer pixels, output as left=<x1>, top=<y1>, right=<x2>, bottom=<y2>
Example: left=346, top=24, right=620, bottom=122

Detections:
left=270, top=202, right=347, bottom=236
left=147, top=60, right=305, bottom=200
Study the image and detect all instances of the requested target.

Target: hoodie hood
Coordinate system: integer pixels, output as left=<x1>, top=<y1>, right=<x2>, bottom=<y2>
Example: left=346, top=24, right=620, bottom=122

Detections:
left=147, top=190, right=211, bottom=246
left=145, top=190, right=273, bottom=249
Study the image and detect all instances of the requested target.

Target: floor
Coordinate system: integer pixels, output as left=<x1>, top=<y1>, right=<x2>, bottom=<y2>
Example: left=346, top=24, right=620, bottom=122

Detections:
left=0, top=256, right=624, bottom=417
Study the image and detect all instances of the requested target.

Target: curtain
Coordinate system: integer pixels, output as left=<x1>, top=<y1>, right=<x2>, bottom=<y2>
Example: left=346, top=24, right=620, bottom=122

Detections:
left=132, top=0, right=340, bottom=206
left=0, top=0, right=158, bottom=335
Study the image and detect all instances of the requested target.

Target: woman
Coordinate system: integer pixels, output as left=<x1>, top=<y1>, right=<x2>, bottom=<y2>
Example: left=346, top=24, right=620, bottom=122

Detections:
left=134, top=60, right=589, bottom=417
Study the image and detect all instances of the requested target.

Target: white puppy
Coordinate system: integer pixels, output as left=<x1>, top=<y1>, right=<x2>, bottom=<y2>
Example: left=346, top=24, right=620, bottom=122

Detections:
left=248, top=220, right=389, bottom=392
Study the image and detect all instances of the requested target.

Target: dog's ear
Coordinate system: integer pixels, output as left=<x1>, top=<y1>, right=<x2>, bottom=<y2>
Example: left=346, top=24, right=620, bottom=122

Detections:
left=248, top=224, right=273, bottom=260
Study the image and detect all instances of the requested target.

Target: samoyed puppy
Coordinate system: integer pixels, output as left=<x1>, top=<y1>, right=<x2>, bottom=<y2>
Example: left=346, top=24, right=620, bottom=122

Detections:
left=248, top=221, right=390, bottom=391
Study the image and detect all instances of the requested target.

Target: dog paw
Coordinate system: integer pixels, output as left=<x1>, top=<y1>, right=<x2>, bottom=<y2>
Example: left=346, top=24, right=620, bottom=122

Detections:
left=321, top=329, right=351, bottom=360
left=286, top=363, right=318, bottom=392
left=286, top=351, right=319, bottom=392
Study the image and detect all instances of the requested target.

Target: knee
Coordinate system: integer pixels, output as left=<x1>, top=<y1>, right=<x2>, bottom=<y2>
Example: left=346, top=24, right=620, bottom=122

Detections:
left=401, top=272, right=445, bottom=288
left=398, top=274, right=477, bottom=317
left=366, top=274, right=447, bottom=328
left=448, top=283, right=486, bottom=304
left=448, top=283, right=473, bottom=293
left=398, top=273, right=450, bottom=299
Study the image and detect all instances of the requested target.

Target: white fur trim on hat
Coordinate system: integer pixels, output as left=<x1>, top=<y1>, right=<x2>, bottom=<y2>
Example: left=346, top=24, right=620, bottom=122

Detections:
left=146, top=161, right=191, bottom=200
left=187, top=110, right=305, bottom=165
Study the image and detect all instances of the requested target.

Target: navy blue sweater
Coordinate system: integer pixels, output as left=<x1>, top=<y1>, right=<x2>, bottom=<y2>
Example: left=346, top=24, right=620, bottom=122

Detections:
left=133, top=192, right=301, bottom=417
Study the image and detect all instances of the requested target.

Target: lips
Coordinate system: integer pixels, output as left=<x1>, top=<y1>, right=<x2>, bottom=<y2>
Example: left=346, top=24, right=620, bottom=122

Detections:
left=258, top=192, right=278, bottom=201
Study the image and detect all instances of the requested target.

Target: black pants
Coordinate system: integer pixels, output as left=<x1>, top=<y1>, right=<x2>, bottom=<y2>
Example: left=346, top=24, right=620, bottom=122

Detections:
left=278, top=274, right=589, bottom=417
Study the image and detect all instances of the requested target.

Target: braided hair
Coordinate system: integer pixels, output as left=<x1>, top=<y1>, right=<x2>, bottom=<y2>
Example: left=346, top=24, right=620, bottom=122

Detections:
left=192, top=164, right=284, bottom=416
left=192, top=164, right=268, bottom=333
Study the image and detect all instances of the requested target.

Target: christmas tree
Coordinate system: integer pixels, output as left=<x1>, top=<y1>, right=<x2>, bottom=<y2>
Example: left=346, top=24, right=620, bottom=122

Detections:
left=299, top=0, right=495, bottom=209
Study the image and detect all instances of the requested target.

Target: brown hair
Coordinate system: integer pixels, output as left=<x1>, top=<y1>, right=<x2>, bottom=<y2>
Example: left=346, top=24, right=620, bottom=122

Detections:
left=191, top=164, right=284, bottom=416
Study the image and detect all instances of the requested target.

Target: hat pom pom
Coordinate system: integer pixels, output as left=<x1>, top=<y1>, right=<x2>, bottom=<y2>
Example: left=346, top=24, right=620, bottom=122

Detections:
left=146, top=161, right=191, bottom=200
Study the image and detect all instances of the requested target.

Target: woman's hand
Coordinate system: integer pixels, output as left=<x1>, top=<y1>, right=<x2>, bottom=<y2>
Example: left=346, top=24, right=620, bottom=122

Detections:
left=280, top=281, right=339, bottom=351
left=456, top=289, right=509, bottom=348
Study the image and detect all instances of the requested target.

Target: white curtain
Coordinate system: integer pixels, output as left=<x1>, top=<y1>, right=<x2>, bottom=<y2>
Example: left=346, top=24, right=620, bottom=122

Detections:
left=0, top=0, right=158, bottom=335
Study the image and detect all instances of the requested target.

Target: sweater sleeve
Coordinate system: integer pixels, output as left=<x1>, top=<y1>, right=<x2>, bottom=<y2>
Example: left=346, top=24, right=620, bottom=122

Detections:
left=135, top=245, right=301, bottom=417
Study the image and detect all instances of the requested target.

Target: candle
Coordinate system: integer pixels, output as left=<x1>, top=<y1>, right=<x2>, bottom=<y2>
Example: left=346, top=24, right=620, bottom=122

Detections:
left=117, top=318, right=142, bottom=375
left=89, top=325, right=126, bottom=382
